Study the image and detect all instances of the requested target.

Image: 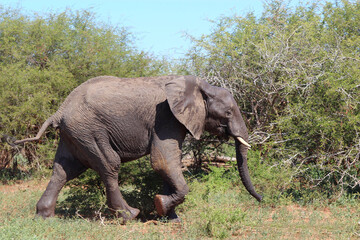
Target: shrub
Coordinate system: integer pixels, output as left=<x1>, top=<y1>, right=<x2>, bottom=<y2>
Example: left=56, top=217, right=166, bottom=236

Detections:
left=184, top=0, right=360, bottom=198
left=0, top=7, right=167, bottom=175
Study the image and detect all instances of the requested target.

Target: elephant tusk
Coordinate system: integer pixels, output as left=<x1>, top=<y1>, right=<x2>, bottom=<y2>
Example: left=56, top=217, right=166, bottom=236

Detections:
left=236, top=137, right=251, bottom=149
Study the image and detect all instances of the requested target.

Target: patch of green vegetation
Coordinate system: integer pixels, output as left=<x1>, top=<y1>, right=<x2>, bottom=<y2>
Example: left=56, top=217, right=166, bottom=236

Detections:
left=0, top=6, right=170, bottom=174
left=185, top=0, right=360, bottom=198
left=1, top=163, right=360, bottom=239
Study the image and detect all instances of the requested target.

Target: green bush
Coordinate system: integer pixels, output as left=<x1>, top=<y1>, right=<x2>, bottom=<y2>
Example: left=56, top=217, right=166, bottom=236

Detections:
left=0, top=7, right=167, bottom=174
left=184, top=0, right=360, bottom=198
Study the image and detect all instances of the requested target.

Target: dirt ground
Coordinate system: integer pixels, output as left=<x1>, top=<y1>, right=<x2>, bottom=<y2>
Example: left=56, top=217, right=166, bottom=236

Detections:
left=0, top=179, right=48, bottom=193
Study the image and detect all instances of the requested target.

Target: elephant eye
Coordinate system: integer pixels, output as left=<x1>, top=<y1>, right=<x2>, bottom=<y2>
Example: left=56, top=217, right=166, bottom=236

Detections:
left=225, top=110, right=232, bottom=118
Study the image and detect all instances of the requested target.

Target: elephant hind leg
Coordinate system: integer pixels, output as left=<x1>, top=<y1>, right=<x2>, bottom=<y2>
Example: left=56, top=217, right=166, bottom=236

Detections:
left=36, top=139, right=87, bottom=218
left=88, top=138, right=140, bottom=222
left=100, top=173, right=140, bottom=222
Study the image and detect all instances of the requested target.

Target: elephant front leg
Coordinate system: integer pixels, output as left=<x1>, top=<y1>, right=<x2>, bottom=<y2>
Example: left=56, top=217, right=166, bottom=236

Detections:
left=154, top=181, right=184, bottom=222
left=151, top=143, right=189, bottom=221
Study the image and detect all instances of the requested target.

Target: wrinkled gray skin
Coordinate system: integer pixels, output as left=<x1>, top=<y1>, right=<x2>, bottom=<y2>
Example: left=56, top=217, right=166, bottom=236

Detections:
left=15, top=75, right=262, bottom=222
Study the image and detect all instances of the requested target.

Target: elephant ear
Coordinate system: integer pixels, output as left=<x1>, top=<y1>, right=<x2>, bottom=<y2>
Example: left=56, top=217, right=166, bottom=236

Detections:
left=165, top=76, right=206, bottom=140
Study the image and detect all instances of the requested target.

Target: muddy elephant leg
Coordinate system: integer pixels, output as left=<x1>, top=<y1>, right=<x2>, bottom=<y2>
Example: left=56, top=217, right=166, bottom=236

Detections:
left=151, top=139, right=189, bottom=221
left=91, top=139, right=140, bottom=222
left=36, top=139, right=87, bottom=218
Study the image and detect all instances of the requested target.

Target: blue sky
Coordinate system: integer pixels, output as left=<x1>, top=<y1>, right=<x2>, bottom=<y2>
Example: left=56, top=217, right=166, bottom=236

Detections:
left=1, top=0, right=267, bottom=58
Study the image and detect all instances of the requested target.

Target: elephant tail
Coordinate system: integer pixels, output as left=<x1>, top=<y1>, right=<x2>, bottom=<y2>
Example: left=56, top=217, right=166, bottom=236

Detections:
left=13, top=116, right=56, bottom=145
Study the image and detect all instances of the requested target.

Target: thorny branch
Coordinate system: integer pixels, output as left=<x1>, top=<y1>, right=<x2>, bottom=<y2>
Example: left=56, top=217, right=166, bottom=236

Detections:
left=192, top=13, right=360, bottom=196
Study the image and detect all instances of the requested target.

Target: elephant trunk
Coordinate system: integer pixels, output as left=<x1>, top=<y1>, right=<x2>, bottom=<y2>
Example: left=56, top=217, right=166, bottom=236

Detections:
left=235, top=138, right=262, bottom=202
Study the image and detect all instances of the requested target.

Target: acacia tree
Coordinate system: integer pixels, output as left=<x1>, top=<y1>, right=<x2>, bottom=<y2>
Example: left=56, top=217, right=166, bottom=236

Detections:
left=0, top=7, right=167, bottom=170
left=184, top=0, right=360, bottom=197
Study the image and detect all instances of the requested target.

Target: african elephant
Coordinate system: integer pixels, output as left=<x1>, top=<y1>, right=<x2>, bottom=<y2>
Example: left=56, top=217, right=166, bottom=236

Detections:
left=15, top=75, right=262, bottom=222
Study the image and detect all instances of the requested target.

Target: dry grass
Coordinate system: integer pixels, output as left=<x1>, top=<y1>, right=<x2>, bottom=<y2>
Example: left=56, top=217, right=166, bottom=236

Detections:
left=1, top=177, right=360, bottom=239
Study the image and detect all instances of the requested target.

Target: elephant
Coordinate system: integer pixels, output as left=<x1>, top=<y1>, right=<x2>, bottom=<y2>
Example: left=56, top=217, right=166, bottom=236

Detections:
left=14, top=75, right=262, bottom=222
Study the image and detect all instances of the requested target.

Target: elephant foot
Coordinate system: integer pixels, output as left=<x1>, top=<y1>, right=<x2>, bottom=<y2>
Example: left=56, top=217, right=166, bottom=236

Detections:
left=155, top=194, right=185, bottom=223
left=128, top=207, right=140, bottom=220
left=113, top=206, right=140, bottom=222
left=167, top=208, right=181, bottom=223
left=154, top=194, right=170, bottom=216
left=36, top=202, right=55, bottom=219
left=154, top=194, right=182, bottom=221
left=157, top=203, right=181, bottom=223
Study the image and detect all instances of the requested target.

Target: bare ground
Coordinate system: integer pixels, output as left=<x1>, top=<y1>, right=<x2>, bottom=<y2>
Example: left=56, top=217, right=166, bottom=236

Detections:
left=1, top=178, right=359, bottom=239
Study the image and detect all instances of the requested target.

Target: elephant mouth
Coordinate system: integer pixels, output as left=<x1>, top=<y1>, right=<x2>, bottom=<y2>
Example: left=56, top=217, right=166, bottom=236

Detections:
left=218, top=124, right=251, bottom=148
left=217, top=124, right=230, bottom=140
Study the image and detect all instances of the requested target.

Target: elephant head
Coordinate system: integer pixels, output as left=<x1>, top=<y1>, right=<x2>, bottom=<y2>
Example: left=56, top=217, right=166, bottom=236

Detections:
left=165, top=76, right=262, bottom=202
